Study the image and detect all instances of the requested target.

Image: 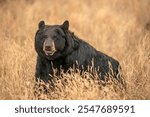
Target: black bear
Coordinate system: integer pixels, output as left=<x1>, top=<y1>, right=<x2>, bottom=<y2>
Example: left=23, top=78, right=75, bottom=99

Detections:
left=35, top=20, right=123, bottom=84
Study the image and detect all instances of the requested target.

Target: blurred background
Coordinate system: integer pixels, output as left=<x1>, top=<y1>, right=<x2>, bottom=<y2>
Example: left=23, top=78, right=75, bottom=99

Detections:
left=0, top=0, right=150, bottom=99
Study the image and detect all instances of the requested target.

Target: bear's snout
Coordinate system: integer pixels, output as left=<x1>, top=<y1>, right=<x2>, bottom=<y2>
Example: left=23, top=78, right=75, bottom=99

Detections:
left=45, top=46, right=51, bottom=51
left=43, top=40, right=56, bottom=56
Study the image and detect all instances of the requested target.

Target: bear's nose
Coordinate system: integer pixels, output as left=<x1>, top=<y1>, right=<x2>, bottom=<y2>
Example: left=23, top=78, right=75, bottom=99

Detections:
left=45, top=46, right=51, bottom=51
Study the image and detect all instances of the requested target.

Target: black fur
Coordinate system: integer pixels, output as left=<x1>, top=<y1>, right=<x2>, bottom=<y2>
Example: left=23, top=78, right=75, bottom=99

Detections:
left=35, top=20, right=123, bottom=84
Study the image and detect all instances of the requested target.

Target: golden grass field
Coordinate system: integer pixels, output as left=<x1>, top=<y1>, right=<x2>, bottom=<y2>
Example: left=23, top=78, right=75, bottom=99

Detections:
left=0, top=0, right=150, bottom=100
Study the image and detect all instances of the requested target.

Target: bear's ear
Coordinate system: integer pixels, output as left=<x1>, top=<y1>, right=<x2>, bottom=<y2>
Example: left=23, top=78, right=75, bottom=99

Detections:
left=61, top=20, right=69, bottom=31
left=38, top=20, right=45, bottom=30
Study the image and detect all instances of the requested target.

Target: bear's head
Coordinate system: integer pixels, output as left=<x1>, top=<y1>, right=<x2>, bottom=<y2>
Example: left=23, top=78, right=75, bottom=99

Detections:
left=35, top=20, right=79, bottom=60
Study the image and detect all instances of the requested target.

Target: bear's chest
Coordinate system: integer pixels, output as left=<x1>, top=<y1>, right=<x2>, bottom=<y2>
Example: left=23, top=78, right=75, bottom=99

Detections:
left=48, top=57, right=69, bottom=70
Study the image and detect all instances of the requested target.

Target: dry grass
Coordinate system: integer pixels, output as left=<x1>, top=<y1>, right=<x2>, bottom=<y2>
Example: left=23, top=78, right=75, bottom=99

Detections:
left=0, top=0, right=150, bottom=100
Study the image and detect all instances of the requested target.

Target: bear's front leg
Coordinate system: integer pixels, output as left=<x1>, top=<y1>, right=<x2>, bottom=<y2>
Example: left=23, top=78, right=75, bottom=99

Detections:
left=35, top=56, right=42, bottom=81
left=45, top=62, right=55, bottom=86
left=35, top=56, right=47, bottom=82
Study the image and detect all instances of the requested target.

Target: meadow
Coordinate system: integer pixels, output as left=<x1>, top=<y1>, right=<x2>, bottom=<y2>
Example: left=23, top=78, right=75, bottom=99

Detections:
left=0, top=0, right=150, bottom=99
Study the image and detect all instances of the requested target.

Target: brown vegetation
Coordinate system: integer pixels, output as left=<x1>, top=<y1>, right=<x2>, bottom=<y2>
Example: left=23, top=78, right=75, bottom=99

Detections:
left=0, top=0, right=150, bottom=100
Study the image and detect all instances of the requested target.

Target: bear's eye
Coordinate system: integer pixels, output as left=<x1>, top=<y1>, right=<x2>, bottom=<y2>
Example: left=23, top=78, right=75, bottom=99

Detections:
left=62, top=35, right=66, bottom=38
left=42, top=35, right=48, bottom=39
left=53, top=36, right=58, bottom=40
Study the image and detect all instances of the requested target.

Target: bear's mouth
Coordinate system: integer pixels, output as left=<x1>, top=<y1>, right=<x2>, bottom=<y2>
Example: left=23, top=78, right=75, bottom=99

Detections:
left=45, top=50, right=56, bottom=56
